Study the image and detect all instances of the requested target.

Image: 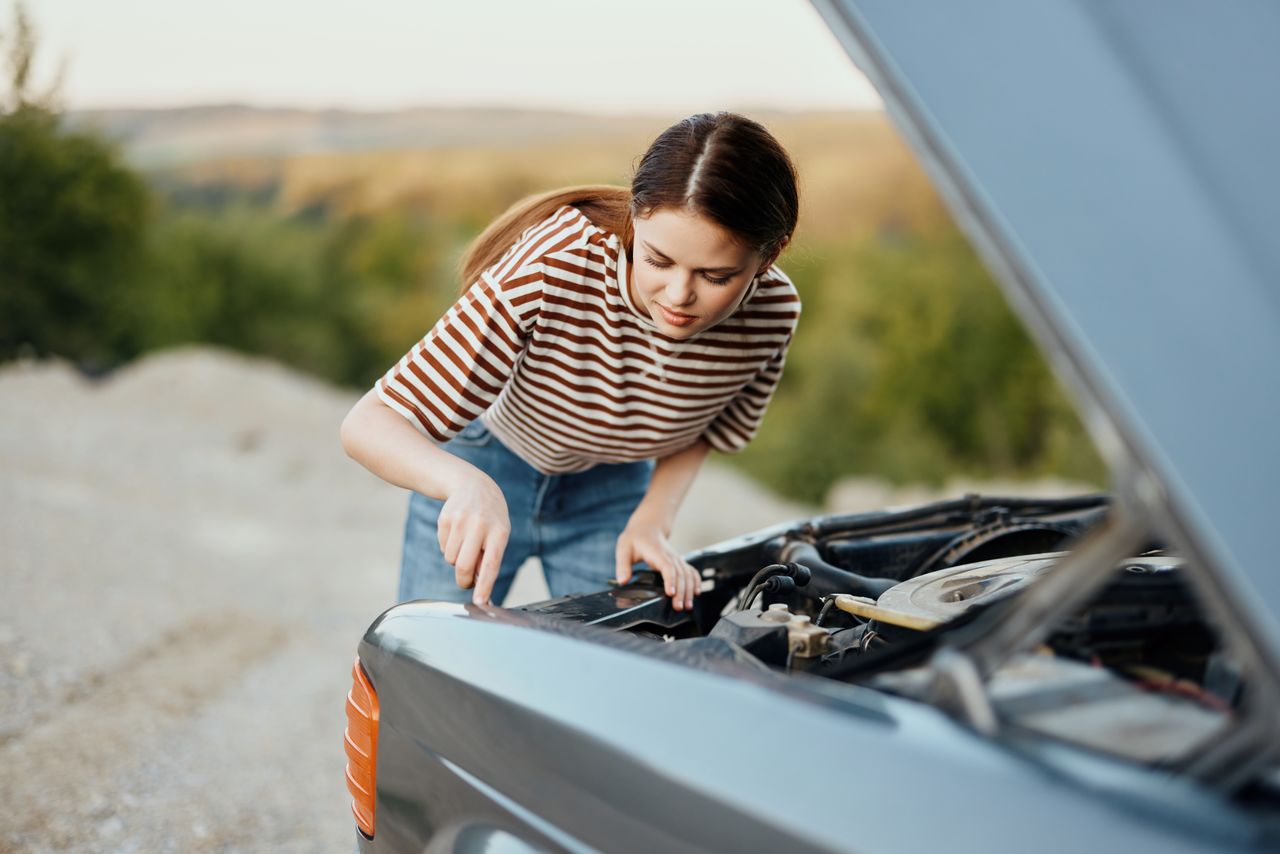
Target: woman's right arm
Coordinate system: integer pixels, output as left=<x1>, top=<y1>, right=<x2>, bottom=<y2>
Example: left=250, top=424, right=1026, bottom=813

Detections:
left=340, top=390, right=511, bottom=603
left=340, top=389, right=474, bottom=499
left=343, top=208, right=576, bottom=602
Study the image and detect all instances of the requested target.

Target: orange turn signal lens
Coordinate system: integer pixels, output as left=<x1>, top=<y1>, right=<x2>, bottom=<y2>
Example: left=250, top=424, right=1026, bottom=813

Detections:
left=345, top=657, right=379, bottom=838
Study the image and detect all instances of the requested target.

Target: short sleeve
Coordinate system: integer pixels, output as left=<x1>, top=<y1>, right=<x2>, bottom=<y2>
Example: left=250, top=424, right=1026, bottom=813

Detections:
left=701, top=328, right=796, bottom=454
left=374, top=207, right=585, bottom=442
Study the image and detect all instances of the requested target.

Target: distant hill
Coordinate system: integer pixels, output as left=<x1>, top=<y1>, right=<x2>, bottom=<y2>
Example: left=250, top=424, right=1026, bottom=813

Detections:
left=120, top=108, right=943, bottom=245
left=66, top=104, right=869, bottom=168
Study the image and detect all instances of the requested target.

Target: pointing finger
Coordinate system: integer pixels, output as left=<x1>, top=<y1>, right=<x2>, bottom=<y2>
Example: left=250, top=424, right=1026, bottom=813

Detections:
left=675, top=559, right=688, bottom=605
left=472, top=527, right=509, bottom=606
left=649, top=546, right=677, bottom=600
left=453, top=525, right=484, bottom=591
left=615, top=538, right=633, bottom=585
left=663, top=551, right=685, bottom=611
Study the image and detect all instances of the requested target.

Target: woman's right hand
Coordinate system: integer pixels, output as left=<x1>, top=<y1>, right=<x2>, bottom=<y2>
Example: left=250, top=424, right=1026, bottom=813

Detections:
left=437, top=469, right=511, bottom=605
left=339, top=390, right=510, bottom=604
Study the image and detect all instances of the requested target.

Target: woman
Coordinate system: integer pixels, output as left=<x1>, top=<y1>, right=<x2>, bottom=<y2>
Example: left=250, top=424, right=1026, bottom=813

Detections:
left=340, top=112, right=801, bottom=612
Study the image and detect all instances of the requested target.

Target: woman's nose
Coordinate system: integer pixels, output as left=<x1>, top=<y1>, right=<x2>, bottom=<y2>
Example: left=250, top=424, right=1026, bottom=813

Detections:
left=665, top=272, right=696, bottom=306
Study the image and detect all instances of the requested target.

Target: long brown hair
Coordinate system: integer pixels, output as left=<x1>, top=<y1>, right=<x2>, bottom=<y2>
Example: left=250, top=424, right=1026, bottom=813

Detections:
left=457, top=113, right=799, bottom=291
left=458, top=186, right=632, bottom=290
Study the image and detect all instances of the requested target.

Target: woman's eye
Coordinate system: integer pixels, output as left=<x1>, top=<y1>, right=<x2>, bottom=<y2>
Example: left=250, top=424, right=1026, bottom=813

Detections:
left=643, top=254, right=731, bottom=285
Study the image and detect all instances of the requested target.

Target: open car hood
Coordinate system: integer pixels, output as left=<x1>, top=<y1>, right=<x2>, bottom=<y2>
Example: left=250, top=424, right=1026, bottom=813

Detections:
left=810, top=0, right=1280, bottom=663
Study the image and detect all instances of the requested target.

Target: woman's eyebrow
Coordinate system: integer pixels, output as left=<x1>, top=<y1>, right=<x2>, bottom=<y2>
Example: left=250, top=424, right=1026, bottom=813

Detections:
left=641, top=241, right=742, bottom=274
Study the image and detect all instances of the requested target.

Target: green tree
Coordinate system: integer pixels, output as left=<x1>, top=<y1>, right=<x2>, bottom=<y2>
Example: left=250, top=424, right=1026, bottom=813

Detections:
left=0, top=2, right=150, bottom=368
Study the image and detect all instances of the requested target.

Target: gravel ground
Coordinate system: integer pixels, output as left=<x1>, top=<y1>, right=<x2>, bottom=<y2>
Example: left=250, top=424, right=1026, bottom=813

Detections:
left=0, top=347, right=814, bottom=853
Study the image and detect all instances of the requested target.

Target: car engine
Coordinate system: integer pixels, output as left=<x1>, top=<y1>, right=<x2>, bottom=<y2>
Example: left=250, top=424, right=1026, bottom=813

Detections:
left=516, top=495, right=1242, bottom=769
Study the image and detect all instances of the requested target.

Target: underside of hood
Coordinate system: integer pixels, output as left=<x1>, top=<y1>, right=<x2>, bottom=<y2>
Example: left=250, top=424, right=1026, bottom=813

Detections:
left=809, top=0, right=1280, bottom=671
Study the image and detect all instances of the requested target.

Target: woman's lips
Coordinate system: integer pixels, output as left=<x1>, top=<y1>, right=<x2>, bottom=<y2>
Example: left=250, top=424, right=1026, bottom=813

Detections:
left=656, top=302, right=698, bottom=327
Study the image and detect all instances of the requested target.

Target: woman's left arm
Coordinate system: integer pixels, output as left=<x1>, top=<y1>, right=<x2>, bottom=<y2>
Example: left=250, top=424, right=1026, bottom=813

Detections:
left=614, top=438, right=712, bottom=611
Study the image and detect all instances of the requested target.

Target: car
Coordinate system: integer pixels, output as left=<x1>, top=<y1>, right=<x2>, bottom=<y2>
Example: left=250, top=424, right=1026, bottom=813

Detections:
left=343, top=2, right=1280, bottom=851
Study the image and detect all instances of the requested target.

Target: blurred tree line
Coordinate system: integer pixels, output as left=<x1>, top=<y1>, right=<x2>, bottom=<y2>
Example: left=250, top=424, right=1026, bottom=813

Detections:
left=0, top=4, right=148, bottom=370
left=0, top=3, right=1103, bottom=502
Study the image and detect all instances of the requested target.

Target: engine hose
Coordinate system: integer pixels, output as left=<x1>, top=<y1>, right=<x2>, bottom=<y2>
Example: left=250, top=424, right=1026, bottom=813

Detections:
left=780, top=541, right=897, bottom=601
left=815, top=597, right=838, bottom=627
left=737, top=563, right=811, bottom=610
left=743, top=575, right=799, bottom=610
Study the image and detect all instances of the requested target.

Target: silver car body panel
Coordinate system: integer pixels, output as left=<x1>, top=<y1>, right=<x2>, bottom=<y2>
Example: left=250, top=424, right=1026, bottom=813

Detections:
left=361, top=602, right=1261, bottom=853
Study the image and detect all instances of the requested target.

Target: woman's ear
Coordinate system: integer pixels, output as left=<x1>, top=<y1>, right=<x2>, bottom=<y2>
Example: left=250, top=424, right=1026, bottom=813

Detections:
left=757, top=239, right=789, bottom=275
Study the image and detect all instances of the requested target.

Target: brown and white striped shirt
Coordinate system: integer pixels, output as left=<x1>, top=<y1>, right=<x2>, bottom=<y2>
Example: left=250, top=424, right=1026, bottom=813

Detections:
left=376, top=205, right=801, bottom=474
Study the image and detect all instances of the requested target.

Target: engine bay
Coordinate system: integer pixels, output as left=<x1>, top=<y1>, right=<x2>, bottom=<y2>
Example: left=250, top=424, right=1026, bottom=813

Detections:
left=516, top=495, right=1250, bottom=771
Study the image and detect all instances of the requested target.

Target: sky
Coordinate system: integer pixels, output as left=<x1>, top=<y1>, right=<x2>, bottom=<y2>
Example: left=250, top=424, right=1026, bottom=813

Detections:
left=24, top=0, right=881, bottom=113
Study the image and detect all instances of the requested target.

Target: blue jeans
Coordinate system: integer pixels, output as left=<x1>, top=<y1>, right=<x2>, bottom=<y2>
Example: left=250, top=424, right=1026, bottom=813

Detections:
left=398, top=419, right=656, bottom=605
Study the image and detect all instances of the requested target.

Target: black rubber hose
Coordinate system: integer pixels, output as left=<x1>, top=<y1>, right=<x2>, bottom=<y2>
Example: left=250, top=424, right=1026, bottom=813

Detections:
left=779, top=541, right=897, bottom=600
left=745, top=575, right=799, bottom=610
left=815, top=596, right=837, bottom=627
left=738, top=563, right=811, bottom=611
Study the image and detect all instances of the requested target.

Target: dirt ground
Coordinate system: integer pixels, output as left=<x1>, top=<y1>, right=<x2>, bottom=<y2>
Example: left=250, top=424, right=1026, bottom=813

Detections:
left=0, top=347, right=1091, bottom=852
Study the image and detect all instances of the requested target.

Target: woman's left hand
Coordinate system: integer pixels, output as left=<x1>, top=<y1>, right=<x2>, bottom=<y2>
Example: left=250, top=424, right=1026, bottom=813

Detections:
left=615, top=510, right=701, bottom=611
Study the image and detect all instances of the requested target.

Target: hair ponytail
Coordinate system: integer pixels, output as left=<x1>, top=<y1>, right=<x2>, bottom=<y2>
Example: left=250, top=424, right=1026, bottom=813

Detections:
left=458, top=185, right=632, bottom=292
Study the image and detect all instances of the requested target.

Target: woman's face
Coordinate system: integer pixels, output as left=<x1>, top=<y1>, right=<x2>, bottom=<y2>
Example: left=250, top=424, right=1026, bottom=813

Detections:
left=629, top=207, right=766, bottom=339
